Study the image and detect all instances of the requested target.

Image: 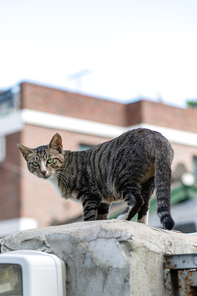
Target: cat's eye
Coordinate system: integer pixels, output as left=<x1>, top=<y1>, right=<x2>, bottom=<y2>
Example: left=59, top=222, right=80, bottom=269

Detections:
left=47, top=158, right=54, bottom=164
left=32, top=161, right=39, bottom=166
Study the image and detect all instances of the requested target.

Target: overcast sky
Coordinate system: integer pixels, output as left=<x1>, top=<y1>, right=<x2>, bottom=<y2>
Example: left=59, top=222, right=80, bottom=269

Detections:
left=1, top=0, right=197, bottom=107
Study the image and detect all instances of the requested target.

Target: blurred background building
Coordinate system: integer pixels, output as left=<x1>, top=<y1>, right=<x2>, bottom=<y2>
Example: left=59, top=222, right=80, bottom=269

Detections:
left=0, top=81, right=197, bottom=236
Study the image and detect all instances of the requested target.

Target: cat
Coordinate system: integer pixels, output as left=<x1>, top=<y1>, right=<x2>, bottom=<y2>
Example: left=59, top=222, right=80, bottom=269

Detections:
left=17, top=128, right=175, bottom=230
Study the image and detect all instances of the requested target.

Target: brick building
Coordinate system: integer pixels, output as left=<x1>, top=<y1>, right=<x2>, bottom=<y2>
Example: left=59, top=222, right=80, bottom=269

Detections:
left=0, top=81, right=197, bottom=236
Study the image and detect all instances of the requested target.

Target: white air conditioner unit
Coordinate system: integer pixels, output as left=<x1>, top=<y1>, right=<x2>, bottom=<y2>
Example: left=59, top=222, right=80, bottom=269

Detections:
left=0, top=250, right=66, bottom=296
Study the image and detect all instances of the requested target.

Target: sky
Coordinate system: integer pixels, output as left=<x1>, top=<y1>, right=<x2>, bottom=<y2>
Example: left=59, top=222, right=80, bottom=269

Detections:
left=1, top=0, right=197, bottom=108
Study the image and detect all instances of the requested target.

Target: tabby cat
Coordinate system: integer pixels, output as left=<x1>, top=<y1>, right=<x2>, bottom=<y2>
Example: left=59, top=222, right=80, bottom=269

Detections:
left=17, top=128, right=175, bottom=230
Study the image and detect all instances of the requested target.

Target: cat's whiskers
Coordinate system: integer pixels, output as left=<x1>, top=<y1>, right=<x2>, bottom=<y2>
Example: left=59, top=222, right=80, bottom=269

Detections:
left=53, top=171, right=68, bottom=189
left=56, top=168, right=76, bottom=180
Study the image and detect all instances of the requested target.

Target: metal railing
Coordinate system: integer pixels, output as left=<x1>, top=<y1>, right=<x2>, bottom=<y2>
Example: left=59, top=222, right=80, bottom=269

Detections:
left=164, top=253, right=197, bottom=295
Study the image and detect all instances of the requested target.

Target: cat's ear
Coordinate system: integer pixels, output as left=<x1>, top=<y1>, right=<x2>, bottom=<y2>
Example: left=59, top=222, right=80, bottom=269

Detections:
left=49, top=133, right=63, bottom=153
left=17, top=144, right=34, bottom=160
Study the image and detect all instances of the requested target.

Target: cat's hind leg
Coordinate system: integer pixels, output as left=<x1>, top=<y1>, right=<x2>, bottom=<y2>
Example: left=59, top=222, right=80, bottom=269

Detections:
left=137, top=202, right=149, bottom=224
left=116, top=189, right=144, bottom=221
left=97, top=202, right=110, bottom=220
left=137, top=177, right=155, bottom=225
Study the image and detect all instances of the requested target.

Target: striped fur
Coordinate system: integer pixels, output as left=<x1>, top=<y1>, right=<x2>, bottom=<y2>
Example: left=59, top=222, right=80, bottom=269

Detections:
left=17, top=128, right=175, bottom=230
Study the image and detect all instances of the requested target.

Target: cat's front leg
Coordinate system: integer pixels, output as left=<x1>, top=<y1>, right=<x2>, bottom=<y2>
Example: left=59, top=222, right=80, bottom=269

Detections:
left=97, top=202, right=110, bottom=220
left=82, top=196, right=100, bottom=221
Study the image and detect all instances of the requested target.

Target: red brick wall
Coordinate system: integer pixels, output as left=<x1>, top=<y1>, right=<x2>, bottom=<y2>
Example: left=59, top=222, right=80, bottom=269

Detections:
left=127, top=100, right=197, bottom=133
left=20, top=82, right=197, bottom=133
left=0, top=132, right=21, bottom=220
left=125, top=100, right=143, bottom=126
left=20, top=82, right=126, bottom=127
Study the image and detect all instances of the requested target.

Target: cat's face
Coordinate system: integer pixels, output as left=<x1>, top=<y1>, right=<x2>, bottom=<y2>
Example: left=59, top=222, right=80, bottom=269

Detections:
left=17, top=133, right=64, bottom=180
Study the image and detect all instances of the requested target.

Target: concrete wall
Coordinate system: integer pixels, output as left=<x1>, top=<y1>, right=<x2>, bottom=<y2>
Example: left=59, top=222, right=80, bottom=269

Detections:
left=1, top=220, right=197, bottom=296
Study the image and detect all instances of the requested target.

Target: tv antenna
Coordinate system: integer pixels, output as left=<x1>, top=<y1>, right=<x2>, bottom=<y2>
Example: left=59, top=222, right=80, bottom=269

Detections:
left=67, top=69, right=91, bottom=92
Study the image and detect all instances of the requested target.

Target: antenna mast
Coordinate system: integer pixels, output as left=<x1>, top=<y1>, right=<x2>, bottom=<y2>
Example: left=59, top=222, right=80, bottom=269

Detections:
left=68, top=69, right=91, bottom=92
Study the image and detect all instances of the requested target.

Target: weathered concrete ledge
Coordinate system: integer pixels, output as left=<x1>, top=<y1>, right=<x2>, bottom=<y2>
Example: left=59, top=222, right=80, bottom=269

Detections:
left=1, top=220, right=197, bottom=296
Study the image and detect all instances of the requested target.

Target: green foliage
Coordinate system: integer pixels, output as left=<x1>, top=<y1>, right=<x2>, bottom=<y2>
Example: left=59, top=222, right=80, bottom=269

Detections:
left=187, top=100, right=197, bottom=108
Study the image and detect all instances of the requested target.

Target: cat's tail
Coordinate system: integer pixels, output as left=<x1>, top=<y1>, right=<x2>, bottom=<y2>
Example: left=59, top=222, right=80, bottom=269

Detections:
left=155, top=144, right=175, bottom=230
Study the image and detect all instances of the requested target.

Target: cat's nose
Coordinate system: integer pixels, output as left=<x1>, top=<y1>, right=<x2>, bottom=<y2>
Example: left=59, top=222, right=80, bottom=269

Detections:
left=41, top=170, right=47, bottom=175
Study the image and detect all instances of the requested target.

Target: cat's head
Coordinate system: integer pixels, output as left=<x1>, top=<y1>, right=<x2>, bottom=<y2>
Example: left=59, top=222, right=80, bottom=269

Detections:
left=17, top=133, right=64, bottom=179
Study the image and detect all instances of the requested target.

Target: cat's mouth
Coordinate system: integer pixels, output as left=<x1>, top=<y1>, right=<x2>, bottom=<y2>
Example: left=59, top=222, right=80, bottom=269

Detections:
left=42, top=175, right=50, bottom=179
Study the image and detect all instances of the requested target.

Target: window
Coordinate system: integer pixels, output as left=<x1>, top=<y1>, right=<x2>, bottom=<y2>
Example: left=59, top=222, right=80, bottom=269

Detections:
left=79, top=144, right=94, bottom=151
left=0, top=264, right=23, bottom=296
left=193, top=156, right=197, bottom=181
left=0, top=137, right=6, bottom=163
left=0, top=88, right=20, bottom=116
